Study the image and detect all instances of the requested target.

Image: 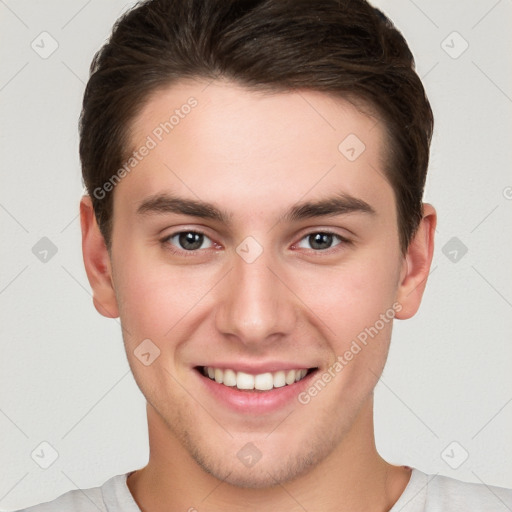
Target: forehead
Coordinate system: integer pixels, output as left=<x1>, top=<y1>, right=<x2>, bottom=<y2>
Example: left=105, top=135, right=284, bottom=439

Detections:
left=119, top=78, right=392, bottom=221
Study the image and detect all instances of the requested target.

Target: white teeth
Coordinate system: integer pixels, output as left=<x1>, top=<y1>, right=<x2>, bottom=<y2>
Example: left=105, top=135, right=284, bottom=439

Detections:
left=285, top=370, right=296, bottom=385
left=236, top=371, right=255, bottom=390
left=254, top=372, right=273, bottom=391
left=202, top=366, right=311, bottom=391
left=223, top=369, right=237, bottom=387
left=273, top=370, right=286, bottom=388
left=295, top=369, right=307, bottom=382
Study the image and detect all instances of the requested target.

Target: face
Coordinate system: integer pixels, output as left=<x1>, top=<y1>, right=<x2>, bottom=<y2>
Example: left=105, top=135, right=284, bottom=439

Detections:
left=99, top=79, right=412, bottom=487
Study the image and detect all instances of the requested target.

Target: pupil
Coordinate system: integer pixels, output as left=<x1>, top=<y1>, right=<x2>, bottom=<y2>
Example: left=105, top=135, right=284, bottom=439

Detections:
left=310, top=233, right=332, bottom=250
left=179, top=232, right=203, bottom=250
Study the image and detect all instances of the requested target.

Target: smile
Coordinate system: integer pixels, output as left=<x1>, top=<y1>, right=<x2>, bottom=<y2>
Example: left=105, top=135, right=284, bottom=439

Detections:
left=199, top=366, right=313, bottom=391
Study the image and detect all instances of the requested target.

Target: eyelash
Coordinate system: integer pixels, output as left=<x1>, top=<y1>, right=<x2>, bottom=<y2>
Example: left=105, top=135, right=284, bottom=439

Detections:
left=160, top=230, right=352, bottom=258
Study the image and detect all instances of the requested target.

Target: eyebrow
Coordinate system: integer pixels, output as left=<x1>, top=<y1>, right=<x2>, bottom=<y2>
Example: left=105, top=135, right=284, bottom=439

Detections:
left=136, top=192, right=376, bottom=224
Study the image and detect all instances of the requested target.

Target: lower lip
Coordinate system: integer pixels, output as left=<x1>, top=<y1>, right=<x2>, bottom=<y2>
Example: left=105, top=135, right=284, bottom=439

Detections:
left=195, top=368, right=317, bottom=415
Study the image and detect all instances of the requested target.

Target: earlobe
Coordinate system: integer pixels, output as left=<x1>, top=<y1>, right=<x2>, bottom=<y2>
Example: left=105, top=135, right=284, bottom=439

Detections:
left=395, top=203, right=437, bottom=320
left=80, top=195, right=119, bottom=319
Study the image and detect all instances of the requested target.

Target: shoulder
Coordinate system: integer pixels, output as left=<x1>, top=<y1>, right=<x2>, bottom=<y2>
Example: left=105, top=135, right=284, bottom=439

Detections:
left=14, top=486, right=105, bottom=512
left=12, top=473, right=134, bottom=512
left=396, top=468, right=512, bottom=511
left=426, top=471, right=512, bottom=510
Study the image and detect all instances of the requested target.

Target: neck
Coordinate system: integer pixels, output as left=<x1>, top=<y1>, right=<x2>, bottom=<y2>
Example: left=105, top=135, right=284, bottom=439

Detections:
left=127, top=397, right=411, bottom=512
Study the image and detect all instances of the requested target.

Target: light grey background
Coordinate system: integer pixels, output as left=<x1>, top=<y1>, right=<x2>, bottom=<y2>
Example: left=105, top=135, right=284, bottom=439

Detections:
left=1, top=0, right=511, bottom=509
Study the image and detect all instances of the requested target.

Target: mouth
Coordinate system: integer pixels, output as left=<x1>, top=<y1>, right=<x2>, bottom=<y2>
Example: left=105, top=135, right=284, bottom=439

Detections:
left=195, top=365, right=318, bottom=392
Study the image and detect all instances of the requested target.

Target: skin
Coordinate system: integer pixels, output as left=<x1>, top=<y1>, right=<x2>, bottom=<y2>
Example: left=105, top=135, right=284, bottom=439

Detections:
left=81, top=78, right=436, bottom=511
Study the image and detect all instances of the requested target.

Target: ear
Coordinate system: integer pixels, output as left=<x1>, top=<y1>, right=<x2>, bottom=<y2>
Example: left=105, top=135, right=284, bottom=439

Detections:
left=80, top=195, right=119, bottom=318
left=395, top=203, right=437, bottom=319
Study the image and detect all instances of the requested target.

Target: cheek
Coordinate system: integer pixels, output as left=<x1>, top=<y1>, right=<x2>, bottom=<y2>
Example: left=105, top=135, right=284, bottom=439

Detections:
left=300, top=249, right=400, bottom=341
left=112, top=250, right=181, bottom=342
left=300, top=258, right=398, bottom=407
left=112, top=248, right=218, bottom=350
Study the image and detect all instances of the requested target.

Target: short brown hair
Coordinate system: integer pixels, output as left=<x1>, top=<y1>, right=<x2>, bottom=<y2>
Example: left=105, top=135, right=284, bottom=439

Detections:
left=79, top=0, right=433, bottom=253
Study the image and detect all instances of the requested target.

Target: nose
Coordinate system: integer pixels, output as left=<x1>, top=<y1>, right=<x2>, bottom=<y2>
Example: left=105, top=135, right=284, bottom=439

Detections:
left=214, top=245, right=298, bottom=349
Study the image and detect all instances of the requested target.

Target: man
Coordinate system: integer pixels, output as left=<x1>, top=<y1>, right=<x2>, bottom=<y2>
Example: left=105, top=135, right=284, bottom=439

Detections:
left=17, top=0, right=512, bottom=510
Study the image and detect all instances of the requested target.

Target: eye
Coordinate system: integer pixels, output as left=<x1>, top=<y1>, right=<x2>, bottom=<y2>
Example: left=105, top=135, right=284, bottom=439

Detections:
left=164, top=231, right=214, bottom=251
left=296, top=231, right=348, bottom=251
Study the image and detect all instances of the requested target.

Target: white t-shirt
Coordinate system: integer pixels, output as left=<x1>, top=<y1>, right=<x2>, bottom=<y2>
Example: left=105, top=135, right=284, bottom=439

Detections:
left=14, top=467, right=512, bottom=511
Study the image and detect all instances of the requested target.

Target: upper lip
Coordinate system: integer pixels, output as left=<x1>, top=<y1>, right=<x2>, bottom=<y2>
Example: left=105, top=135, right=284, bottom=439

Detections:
left=195, top=362, right=318, bottom=374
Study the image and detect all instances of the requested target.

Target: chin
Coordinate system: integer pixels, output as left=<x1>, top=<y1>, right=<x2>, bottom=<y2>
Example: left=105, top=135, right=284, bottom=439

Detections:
left=179, top=424, right=338, bottom=490
left=194, top=448, right=321, bottom=489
